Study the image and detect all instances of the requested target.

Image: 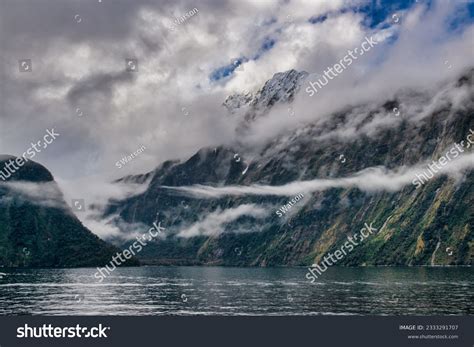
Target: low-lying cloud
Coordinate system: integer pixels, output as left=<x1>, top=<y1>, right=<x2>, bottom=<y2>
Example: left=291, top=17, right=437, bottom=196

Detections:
left=0, top=181, right=67, bottom=210
left=178, top=203, right=269, bottom=237
left=163, top=153, right=474, bottom=198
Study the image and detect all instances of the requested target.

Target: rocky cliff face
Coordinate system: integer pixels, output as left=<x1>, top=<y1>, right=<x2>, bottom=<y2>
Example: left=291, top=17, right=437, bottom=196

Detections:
left=0, top=157, right=138, bottom=268
left=106, top=69, right=473, bottom=267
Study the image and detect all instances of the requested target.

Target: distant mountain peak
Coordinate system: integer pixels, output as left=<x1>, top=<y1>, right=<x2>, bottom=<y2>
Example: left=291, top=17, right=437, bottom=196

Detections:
left=223, top=69, right=308, bottom=126
left=0, top=155, right=54, bottom=183
left=223, top=91, right=254, bottom=113
left=252, top=69, right=308, bottom=109
left=0, top=156, right=137, bottom=268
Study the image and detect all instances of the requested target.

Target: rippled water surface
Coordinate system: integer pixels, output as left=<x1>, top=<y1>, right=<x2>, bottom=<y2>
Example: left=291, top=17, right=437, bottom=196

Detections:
left=0, top=267, right=472, bottom=315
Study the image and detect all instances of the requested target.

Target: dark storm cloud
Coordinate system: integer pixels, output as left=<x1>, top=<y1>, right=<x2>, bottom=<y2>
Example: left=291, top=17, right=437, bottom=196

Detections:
left=67, top=71, right=135, bottom=105
left=0, top=0, right=233, bottom=45
left=1, top=0, right=149, bottom=43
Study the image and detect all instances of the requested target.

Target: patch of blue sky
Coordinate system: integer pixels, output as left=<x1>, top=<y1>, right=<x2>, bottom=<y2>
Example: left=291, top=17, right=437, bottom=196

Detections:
left=253, top=37, right=276, bottom=60
left=210, top=37, right=276, bottom=81
left=445, top=0, right=474, bottom=32
left=209, top=58, right=246, bottom=81
left=210, top=0, right=472, bottom=82
left=356, top=0, right=422, bottom=28
left=308, top=14, right=328, bottom=24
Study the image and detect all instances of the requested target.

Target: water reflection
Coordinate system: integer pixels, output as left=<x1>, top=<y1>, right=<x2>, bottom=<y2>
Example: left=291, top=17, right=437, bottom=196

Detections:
left=0, top=267, right=472, bottom=315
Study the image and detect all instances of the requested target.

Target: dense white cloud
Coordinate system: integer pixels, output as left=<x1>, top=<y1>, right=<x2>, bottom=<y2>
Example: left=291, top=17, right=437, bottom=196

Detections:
left=165, top=153, right=474, bottom=198
left=1, top=0, right=471, bottom=177
left=0, top=181, right=67, bottom=210
left=178, top=204, right=269, bottom=237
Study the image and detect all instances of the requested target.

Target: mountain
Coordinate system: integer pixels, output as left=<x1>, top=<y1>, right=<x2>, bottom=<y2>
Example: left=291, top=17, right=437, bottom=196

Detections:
left=224, top=69, right=308, bottom=123
left=0, top=156, right=139, bottom=268
left=105, top=69, right=473, bottom=267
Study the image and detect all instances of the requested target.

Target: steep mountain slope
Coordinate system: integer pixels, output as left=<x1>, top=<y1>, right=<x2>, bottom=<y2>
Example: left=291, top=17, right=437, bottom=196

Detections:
left=0, top=156, right=138, bottom=267
left=105, top=69, right=474, bottom=267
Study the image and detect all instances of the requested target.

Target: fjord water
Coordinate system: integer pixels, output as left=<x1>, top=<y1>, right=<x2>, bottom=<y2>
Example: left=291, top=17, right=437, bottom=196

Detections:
left=0, top=267, right=472, bottom=315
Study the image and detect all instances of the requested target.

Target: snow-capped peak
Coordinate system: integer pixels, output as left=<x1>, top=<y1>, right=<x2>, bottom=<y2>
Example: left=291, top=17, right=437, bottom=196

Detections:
left=251, top=69, right=308, bottom=109
left=223, top=69, right=308, bottom=118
